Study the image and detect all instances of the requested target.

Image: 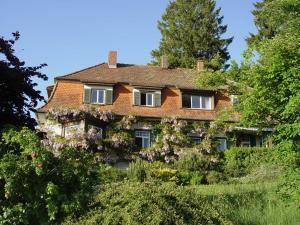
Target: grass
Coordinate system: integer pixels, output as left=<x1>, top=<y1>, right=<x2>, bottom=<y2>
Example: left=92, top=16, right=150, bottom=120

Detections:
left=191, top=182, right=300, bottom=225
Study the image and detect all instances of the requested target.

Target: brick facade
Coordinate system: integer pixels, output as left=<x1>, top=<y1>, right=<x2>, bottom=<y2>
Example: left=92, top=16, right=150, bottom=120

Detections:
left=39, top=80, right=238, bottom=121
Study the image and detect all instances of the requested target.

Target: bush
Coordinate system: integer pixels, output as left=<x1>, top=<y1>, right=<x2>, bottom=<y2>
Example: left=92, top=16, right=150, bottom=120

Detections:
left=224, top=147, right=273, bottom=177
left=206, top=171, right=224, bottom=184
left=127, top=159, right=148, bottom=182
left=0, top=127, right=99, bottom=224
left=98, top=163, right=127, bottom=184
left=63, top=182, right=232, bottom=225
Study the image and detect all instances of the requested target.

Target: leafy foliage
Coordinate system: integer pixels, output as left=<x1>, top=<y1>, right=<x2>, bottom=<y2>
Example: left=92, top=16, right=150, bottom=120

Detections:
left=63, top=182, right=232, bottom=225
left=0, top=32, right=48, bottom=129
left=224, top=147, right=274, bottom=177
left=0, top=127, right=98, bottom=224
left=151, top=0, right=233, bottom=69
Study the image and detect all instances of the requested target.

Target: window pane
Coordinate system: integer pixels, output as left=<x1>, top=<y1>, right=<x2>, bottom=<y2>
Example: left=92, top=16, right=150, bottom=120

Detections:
left=146, top=93, right=153, bottom=106
left=201, top=96, right=211, bottom=109
left=98, top=90, right=104, bottom=103
left=136, top=131, right=150, bottom=138
left=182, top=94, right=191, bottom=108
left=217, top=139, right=227, bottom=151
left=143, top=137, right=150, bottom=148
left=141, top=93, right=146, bottom=105
left=191, top=96, right=200, bottom=108
left=91, top=90, right=98, bottom=103
left=135, top=137, right=143, bottom=148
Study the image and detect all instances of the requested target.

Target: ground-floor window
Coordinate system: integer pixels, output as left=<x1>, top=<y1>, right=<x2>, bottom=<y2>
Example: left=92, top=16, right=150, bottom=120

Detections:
left=216, top=138, right=227, bottom=151
left=190, top=137, right=201, bottom=145
left=135, top=130, right=151, bottom=148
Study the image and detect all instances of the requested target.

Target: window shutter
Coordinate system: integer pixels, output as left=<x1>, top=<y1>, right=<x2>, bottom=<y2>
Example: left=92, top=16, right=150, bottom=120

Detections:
left=210, top=95, right=215, bottom=110
left=105, top=89, right=113, bottom=104
left=83, top=87, right=91, bottom=103
left=154, top=91, right=161, bottom=107
left=133, top=90, right=141, bottom=105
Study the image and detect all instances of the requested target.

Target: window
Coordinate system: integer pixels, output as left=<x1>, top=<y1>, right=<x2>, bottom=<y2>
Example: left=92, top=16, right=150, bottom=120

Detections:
left=191, top=137, right=201, bottom=145
left=231, top=95, right=240, bottom=106
left=135, top=130, right=151, bottom=148
left=239, top=136, right=251, bottom=147
left=64, top=123, right=81, bottom=137
left=191, top=95, right=212, bottom=109
left=91, top=89, right=105, bottom=104
left=141, top=92, right=154, bottom=106
left=133, top=89, right=161, bottom=107
left=216, top=138, right=227, bottom=151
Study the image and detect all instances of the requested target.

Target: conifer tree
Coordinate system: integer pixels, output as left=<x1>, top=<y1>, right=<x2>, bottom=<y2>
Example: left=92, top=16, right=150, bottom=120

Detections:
left=151, top=0, right=233, bottom=69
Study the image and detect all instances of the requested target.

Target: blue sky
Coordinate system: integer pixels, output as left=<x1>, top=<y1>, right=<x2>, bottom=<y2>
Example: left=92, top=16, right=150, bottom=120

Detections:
left=1, top=0, right=258, bottom=101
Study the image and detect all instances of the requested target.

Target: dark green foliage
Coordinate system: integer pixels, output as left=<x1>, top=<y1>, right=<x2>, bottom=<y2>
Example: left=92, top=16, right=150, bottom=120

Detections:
left=206, top=171, right=224, bottom=184
left=0, top=32, right=48, bottom=129
left=98, top=164, right=127, bottom=184
left=151, top=0, right=233, bottom=69
left=63, top=182, right=232, bottom=225
left=224, top=147, right=273, bottom=177
left=0, top=128, right=98, bottom=224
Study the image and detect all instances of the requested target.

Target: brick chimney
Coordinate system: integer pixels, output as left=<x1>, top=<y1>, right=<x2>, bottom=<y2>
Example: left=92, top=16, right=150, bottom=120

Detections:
left=108, top=51, right=117, bottom=68
left=161, top=55, right=169, bottom=69
left=197, top=59, right=204, bottom=72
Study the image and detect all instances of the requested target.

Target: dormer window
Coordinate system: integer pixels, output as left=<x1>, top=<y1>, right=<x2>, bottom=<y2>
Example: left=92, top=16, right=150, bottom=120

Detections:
left=182, top=92, right=214, bottom=110
left=133, top=88, right=161, bottom=107
left=83, top=85, right=113, bottom=105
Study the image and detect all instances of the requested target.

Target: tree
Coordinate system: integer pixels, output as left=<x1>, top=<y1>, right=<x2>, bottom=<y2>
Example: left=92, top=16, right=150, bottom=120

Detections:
left=151, top=0, right=233, bottom=69
left=247, top=0, right=300, bottom=46
left=0, top=32, right=47, bottom=129
left=198, top=0, right=300, bottom=165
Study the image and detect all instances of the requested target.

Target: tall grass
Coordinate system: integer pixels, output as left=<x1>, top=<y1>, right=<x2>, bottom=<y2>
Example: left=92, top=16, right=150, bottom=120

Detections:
left=194, top=182, right=300, bottom=225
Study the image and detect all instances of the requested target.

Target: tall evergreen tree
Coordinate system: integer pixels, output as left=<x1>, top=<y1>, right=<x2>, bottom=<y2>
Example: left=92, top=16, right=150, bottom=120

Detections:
left=0, top=32, right=48, bottom=129
left=151, top=0, right=233, bottom=69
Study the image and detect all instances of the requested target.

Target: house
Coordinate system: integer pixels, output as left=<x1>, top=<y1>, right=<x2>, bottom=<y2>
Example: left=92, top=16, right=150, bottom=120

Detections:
left=36, top=51, right=269, bottom=151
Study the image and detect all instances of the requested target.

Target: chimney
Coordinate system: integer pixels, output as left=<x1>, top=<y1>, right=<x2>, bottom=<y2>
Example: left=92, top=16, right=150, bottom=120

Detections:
left=108, top=51, right=117, bottom=68
left=197, top=59, right=204, bottom=72
left=161, top=55, right=169, bottom=69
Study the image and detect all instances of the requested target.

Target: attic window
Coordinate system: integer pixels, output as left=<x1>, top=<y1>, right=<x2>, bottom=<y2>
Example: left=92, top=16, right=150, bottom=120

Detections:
left=133, top=89, right=161, bottom=107
left=182, top=93, right=214, bottom=110
left=83, top=85, right=113, bottom=105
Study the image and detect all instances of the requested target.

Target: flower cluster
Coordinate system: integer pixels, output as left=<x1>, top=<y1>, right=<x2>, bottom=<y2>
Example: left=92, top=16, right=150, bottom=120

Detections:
left=117, top=115, right=137, bottom=130
left=140, top=117, right=189, bottom=163
left=111, top=131, right=134, bottom=150
left=41, top=127, right=104, bottom=154
left=47, top=107, right=114, bottom=123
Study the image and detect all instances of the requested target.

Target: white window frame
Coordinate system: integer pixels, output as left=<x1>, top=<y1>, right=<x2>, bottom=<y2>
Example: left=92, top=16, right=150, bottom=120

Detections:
left=91, top=89, right=105, bottom=104
left=191, top=95, right=212, bottom=110
left=146, top=92, right=154, bottom=107
left=135, top=130, right=151, bottom=148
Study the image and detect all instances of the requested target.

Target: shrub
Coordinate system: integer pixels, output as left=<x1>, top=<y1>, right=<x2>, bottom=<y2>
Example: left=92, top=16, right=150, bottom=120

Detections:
left=98, top=163, right=127, bottom=184
left=206, top=171, right=224, bottom=184
left=0, top=127, right=99, bottom=224
left=63, top=182, right=232, bottom=225
left=224, top=147, right=273, bottom=177
left=127, top=159, right=148, bottom=182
